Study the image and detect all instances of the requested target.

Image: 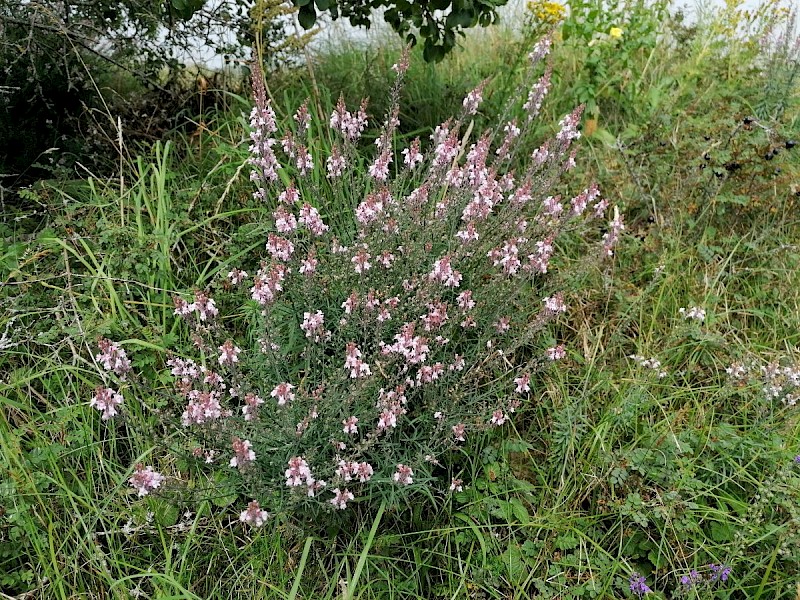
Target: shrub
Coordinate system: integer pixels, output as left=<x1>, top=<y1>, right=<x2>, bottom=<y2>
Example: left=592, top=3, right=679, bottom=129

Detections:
left=90, top=40, right=623, bottom=528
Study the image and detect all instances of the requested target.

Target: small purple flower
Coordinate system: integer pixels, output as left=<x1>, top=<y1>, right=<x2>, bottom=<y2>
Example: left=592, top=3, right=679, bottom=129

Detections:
left=709, top=564, right=732, bottom=583
left=794, top=455, right=800, bottom=464
left=680, top=569, right=702, bottom=588
left=629, top=573, right=652, bottom=597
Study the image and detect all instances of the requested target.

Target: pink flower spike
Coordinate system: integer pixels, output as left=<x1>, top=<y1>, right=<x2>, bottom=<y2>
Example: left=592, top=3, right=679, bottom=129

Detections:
left=300, top=310, right=327, bottom=342
left=218, top=340, right=241, bottom=366
left=129, top=464, right=165, bottom=497
left=402, top=138, right=423, bottom=169
left=489, top=409, right=507, bottom=426
left=342, top=416, right=359, bottom=435
left=393, top=464, right=414, bottom=485
left=230, top=437, right=256, bottom=469
left=543, top=293, right=567, bottom=314
left=90, top=386, right=124, bottom=420
left=227, top=268, right=249, bottom=285
left=239, top=500, right=270, bottom=527
left=242, top=393, right=264, bottom=421
left=191, top=291, right=218, bottom=321
left=429, top=255, right=462, bottom=288
left=514, top=373, right=531, bottom=394
left=330, top=488, right=355, bottom=510
left=95, top=338, right=132, bottom=379
left=546, top=345, right=566, bottom=361
left=270, top=382, right=296, bottom=406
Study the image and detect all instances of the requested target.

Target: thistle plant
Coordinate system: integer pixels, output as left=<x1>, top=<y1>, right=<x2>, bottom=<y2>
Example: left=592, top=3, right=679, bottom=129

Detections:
left=95, top=41, right=623, bottom=526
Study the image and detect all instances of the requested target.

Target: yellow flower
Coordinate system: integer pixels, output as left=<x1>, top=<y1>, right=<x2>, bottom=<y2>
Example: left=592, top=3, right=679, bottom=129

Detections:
left=609, top=26, right=623, bottom=39
left=526, top=1, right=566, bottom=25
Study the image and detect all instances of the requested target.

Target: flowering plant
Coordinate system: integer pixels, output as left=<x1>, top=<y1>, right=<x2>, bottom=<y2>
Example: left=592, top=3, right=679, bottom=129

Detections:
left=93, top=41, right=623, bottom=526
left=558, top=0, right=669, bottom=123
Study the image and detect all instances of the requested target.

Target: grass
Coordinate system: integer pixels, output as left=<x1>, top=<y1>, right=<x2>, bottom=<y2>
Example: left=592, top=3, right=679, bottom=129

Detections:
left=2, top=1, right=800, bottom=598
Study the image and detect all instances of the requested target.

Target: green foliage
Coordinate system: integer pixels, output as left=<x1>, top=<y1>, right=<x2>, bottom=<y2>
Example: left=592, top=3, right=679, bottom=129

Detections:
left=557, top=0, right=670, bottom=122
left=292, top=0, right=510, bottom=61
left=0, top=0, right=295, bottom=183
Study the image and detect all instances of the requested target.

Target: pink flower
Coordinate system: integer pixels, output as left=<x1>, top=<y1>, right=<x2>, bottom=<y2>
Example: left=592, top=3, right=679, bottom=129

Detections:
left=377, top=408, right=398, bottom=431
left=416, top=363, right=445, bottom=384
left=546, top=345, right=566, bottom=361
left=90, top=386, right=123, bottom=420
left=251, top=264, right=287, bottom=306
left=330, top=488, right=355, bottom=510
left=385, top=322, right=429, bottom=364
left=330, top=96, right=369, bottom=141
left=230, top=437, right=256, bottom=469
left=542, top=195, right=563, bottom=217
left=270, top=382, right=296, bottom=406
left=227, top=268, right=248, bottom=285
left=523, top=67, right=552, bottom=119
left=266, top=233, right=294, bottom=262
left=342, top=415, right=359, bottom=435
left=173, top=296, right=192, bottom=316
left=273, top=206, right=298, bottom=233
left=181, top=390, right=225, bottom=426
left=295, top=145, right=313, bottom=175
left=285, top=457, right=325, bottom=496
left=167, top=357, right=199, bottom=381
left=351, top=249, right=372, bottom=274
left=602, top=208, right=625, bottom=256
left=242, top=393, right=264, bottom=421
left=421, top=302, right=448, bottom=331
left=456, top=290, right=476, bottom=311
left=452, top=423, right=466, bottom=442
left=402, top=138, right=423, bottom=169
left=285, top=456, right=312, bottom=487
left=456, top=222, right=479, bottom=243
left=496, top=120, right=520, bottom=160
left=393, top=464, right=414, bottom=485
left=327, top=144, right=347, bottom=177
left=344, top=343, right=371, bottom=378
left=298, top=203, right=329, bottom=236
left=514, top=373, right=531, bottom=394
left=190, top=291, right=218, bottom=321
left=429, top=255, right=462, bottom=288
left=95, top=338, right=132, bottom=379
left=300, top=310, right=327, bottom=342
left=449, top=355, right=465, bottom=371
left=527, top=237, right=554, bottom=274
left=355, top=461, right=374, bottom=482
left=556, top=107, right=583, bottom=145
left=279, top=186, right=299, bottom=205
left=342, top=292, right=358, bottom=315
left=494, top=317, right=511, bottom=333
left=239, top=500, right=270, bottom=526
left=368, top=149, right=392, bottom=181
left=463, top=81, right=486, bottom=115
left=543, top=293, right=567, bottom=314
left=294, top=101, right=311, bottom=130
left=377, top=251, right=395, bottom=269
left=488, top=239, right=523, bottom=275
left=450, top=478, right=463, bottom=492
left=218, top=340, right=241, bottom=366
left=129, top=464, right=165, bottom=497
left=300, top=252, right=318, bottom=276
left=489, top=409, right=507, bottom=426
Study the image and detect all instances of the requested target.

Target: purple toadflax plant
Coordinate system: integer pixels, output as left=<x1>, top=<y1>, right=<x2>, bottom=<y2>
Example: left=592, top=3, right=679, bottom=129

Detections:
left=96, top=42, right=624, bottom=525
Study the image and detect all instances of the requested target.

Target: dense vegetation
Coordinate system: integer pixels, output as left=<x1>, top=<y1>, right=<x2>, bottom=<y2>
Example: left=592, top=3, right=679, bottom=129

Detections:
left=2, top=0, right=799, bottom=598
